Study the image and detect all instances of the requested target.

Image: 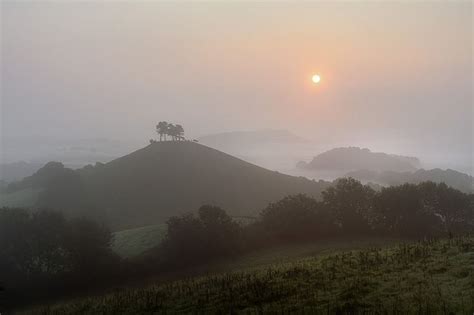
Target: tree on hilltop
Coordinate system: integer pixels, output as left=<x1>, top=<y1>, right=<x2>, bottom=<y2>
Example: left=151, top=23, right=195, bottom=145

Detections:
left=156, top=121, right=169, bottom=141
left=154, top=121, right=185, bottom=141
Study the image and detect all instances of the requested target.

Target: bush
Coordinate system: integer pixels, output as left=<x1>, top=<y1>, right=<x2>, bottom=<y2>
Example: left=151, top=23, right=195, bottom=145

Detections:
left=258, top=194, right=333, bottom=242
left=0, top=208, right=120, bottom=308
left=322, top=178, right=375, bottom=235
left=159, top=205, right=242, bottom=267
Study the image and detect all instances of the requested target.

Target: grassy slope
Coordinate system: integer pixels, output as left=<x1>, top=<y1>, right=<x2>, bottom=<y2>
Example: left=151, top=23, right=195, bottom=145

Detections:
left=27, top=237, right=474, bottom=314
left=0, top=188, right=40, bottom=208
left=112, top=224, right=166, bottom=258
left=78, top=142, right=329, bottom=229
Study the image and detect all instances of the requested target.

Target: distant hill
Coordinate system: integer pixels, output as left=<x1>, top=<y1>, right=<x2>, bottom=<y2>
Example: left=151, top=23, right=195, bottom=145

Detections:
left=5, top=142, right=330, bottom=230
left=345, top=168, right=473, bottom=193
left=297, top=147, right=420, bottom=173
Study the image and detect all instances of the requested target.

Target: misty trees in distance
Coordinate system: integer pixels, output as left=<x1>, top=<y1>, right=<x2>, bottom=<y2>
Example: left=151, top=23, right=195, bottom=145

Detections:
left=154, top=121, right=185, bottom=142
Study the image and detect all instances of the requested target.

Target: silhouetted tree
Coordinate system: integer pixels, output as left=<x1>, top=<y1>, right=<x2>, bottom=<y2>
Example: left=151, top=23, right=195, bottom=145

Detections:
left=322, top=178, right=375, bottom=235
left=417, top=182, right=472, bottom=234
left=64, top=218, right=118, bottom=275
left=373, top=183, right=441, bottom=237
left=198, top=205, right=242, bottom=256
left=0, top=208, right=119, bottom=291
left=167, top=123, right=177, bottom=141
left=259, top=194, right=332, bottom=242
left=160, top=205, right=241, bottom=267
left=175, top=124, right=185, bottom=140
left=155, top=121, right=185, bottom=141
left=156, top=121, right=169, bottom=141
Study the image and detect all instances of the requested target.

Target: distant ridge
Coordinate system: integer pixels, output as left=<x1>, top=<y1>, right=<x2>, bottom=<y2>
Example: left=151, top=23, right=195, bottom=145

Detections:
left=297, top=147, right=420, bottom=173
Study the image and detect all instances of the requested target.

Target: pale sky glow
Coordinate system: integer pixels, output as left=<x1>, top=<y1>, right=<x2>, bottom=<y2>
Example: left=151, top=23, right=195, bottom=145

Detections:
left=1, top=1, right=472, bottom=172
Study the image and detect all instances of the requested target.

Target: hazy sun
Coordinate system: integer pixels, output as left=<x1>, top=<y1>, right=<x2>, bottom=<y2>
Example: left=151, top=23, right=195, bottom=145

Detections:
left=312, top=74, right=321, bottom=84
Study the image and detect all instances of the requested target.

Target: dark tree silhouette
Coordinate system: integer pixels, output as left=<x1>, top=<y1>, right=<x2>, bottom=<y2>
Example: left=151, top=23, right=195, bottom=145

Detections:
left=175, top=124, right=185, bottom=140
left=373, top=183, right=440, bottom=237
left=156, top=121, right=169, bottom=141
left=259, top=194, right=332, bottom=242
left=322, top=178, right=375, bottom=235
left=167, top=123, right=177, bottom=141
left=0, top=208, right=119, bottom=289
left=155, top=122, right=185, bottom=141
left=158, top=205, right=241, bottom=267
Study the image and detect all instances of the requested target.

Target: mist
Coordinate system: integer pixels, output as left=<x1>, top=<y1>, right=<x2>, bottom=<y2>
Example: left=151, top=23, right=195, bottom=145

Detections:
left=2, top=2, right=474, bottom=313
left=1, top=1, right=472, bottom=173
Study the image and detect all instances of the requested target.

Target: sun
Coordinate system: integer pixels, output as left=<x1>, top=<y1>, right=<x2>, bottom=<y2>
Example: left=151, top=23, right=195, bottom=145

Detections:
left=312, top=74, right=321, bottom=84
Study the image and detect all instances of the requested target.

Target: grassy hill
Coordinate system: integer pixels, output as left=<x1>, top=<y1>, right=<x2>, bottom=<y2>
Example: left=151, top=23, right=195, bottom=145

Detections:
left=5, top=142, right=329, bottom=230
left=0, top=188, right=40, bottom=208
left=77, top=141, right=330, bottom=229
left=25, top=236, right=474, bottom=314
left=298, top=147, right=420, bottom=172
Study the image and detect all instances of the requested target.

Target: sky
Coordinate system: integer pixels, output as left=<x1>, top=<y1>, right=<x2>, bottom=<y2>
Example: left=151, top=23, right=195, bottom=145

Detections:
left=1, top=1, right=473, bottom=173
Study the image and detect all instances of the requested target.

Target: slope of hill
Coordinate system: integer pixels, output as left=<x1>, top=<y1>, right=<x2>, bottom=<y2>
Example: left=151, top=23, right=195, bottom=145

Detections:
left=0, top=187, right=40, bottom=208
left=26, top=236, right=474, bottom=314
left=297, top=147, right=421, bottom=172
left=346, top=168, right=474, bottom=193
left=78, top=142, right=329, bottom=229
left=6, top=142, right=330, bottom=230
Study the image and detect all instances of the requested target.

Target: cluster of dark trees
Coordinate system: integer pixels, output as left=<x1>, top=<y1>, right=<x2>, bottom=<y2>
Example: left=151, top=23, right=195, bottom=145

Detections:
left=155, top=121, right=185, bottom=141
left=2, top=179, right=473, bottom=310
left=153, top=179, right=473, bottom=267
left=0, top=209, right=120, bottom=309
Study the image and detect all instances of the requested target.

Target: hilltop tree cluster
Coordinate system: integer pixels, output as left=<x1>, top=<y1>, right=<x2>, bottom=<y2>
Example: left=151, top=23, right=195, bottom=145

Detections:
left=155, top=121, right=185, bottom=141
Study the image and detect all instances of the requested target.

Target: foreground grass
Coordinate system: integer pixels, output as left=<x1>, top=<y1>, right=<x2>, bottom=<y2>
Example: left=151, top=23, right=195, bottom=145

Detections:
left=28, top=236, right=474, bottom=314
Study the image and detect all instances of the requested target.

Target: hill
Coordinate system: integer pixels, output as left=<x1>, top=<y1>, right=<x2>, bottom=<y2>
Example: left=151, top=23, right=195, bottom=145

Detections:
left=297, top=147, right=421, bottom=172
left=6, top=142, right=330, bottom=229
left=26, top=236, right=474, bottom=314
left=346, top=168, right=474, bottom=193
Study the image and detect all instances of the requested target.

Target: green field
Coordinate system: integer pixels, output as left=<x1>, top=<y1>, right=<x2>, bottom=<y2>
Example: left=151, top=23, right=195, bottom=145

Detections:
left=112, top=224, right=166, bottom=258
left=26, top=236, right=474, bottom=314
left=0, top=188, right=40, bottom=208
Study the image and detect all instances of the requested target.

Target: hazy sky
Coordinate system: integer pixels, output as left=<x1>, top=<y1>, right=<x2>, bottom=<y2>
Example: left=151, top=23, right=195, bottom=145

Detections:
left=1, top=1, right=473, bottom=171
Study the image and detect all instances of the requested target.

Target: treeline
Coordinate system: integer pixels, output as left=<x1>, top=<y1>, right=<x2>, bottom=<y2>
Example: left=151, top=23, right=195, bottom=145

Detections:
left=150, top=179, right=473, bottom=268
left=1, top=179, right=473, bottom=310
left=0, top=209, right=121, bottom=310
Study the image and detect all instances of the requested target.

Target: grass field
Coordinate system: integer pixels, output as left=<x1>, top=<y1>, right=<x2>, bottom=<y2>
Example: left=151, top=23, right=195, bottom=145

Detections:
left=26, top=236, right=474, bottom=314
left=112, top=224, right=166, bottom=258
left=0, top=188, right=40, bottom=208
